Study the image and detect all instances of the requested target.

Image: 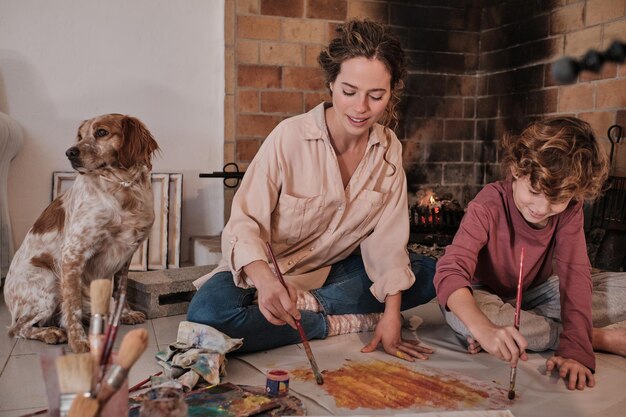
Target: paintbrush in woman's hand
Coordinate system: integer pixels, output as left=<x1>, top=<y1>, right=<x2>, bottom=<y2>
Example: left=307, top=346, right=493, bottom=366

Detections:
left=508, top=246, right=525, bottom=400
left=265, top=241, right=324, bottom=385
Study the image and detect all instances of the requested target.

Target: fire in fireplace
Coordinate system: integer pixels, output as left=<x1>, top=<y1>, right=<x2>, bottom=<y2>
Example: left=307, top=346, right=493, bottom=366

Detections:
left=409, top=190, right=464, bottom=248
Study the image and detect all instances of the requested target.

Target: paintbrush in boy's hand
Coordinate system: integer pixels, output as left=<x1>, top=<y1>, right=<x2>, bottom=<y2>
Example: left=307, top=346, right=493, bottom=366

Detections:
left=508, top=246, right=525, bottom=400
left=265, top=242, right=324, bottom=385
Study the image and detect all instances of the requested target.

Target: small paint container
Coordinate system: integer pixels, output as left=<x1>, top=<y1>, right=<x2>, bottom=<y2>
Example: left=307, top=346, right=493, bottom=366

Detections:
left=265, top=369, right=290, bottom=396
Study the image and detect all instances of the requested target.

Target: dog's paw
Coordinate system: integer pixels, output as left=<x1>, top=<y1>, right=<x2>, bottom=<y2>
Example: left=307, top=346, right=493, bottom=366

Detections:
left=67, top=325, right=90, bottom=353
left=40, top=327, right=68, bottom=345
left=68, top=335, right=90, bottom=353
left=120, top=309, right=146, bottom=325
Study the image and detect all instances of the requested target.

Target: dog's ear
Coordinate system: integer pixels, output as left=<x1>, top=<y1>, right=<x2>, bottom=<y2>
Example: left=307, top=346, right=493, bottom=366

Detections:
left=118, top=116, right=160, bottom=169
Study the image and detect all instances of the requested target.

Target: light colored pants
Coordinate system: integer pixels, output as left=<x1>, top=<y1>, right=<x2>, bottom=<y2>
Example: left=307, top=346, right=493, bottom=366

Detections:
left=442, top=271, right=626, bottom=351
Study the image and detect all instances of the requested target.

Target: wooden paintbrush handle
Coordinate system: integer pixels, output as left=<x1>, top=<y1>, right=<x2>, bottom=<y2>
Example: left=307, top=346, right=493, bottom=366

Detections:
left=265, top=242, right=288, bottom=287
left=97, top=365, right=128, bottom=406
left=514, top=247, right=525, bottom=330
left=100, top=324, right=119, bottom=367
left=295, top=321, right=307, bottom=342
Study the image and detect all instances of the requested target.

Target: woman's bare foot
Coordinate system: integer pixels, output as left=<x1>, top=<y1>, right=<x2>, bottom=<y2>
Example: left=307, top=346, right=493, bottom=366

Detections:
left=466, top=336, right=483, bottom=354
left=593, top=327, right=626, bottom=357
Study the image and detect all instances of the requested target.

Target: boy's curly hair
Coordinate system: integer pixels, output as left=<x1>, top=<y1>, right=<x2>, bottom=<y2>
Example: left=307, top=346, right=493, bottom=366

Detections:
left=500, top=117, right=609, bottom=203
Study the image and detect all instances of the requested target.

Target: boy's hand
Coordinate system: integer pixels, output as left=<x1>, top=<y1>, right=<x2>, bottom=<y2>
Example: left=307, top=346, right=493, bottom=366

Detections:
left=471, top=323, right=528, bottom=365
left=447, top=288, right=527, bottom=365
left=545, top=356, right=595, bottom=390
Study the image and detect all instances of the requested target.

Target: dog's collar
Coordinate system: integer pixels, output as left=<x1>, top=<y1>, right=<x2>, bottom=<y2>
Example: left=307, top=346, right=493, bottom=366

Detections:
left=99, top=168, right=145, bottom=188
left=100, top=175, right=134, bottom=187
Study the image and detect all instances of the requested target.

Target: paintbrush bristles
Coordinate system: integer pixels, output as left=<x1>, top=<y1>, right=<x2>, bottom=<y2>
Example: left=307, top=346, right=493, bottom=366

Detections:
left=68, top=395, right=99, bottom=417
left=90, top=279, right=112, bottom=316
left=56, top=353, right=94, bottom=394
left=117, top=328, right=149, bottom=370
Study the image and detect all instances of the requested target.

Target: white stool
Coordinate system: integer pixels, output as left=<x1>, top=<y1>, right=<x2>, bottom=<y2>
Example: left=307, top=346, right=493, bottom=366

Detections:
left=0, top=112, right=23, bottom=280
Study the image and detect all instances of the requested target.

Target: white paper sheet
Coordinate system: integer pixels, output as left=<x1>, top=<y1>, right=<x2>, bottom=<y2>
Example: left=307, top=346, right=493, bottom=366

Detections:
left=233, top=302, right=626, bottom=417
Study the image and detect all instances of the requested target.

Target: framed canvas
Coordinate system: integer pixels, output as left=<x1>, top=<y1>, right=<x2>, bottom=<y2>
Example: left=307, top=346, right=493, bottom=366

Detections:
left=52, top=172, right=77, bottom=200
left=147, top=173, right=169, bottom=270
left=167, top=173, right=183, bottom=268
left=129, top=240, right=148, bottom=271
left=51, top=171, right=177, bottom=271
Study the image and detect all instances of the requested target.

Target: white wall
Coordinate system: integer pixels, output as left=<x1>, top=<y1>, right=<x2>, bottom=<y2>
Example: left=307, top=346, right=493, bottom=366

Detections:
left=0, top=0, right=225, bottom=264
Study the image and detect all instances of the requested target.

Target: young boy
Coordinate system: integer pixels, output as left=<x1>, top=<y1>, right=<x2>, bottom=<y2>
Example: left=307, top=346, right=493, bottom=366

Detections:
left=434, top=117, right=626, bottom=391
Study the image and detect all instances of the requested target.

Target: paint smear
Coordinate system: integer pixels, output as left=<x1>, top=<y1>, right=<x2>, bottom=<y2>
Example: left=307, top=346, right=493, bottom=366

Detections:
left=290, top=359, right=510, bottom=411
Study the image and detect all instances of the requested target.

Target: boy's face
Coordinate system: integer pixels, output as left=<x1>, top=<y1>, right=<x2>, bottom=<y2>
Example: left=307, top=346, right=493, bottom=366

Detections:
left=512, top=175, right=571, bottom=228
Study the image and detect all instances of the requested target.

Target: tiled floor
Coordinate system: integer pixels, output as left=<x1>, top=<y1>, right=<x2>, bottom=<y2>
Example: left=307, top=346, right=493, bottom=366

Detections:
left=2, top=293, right=626, bottom=417
left=0, top=296, right=181, bottom=416
left=0, top=295, right=315, bottom=417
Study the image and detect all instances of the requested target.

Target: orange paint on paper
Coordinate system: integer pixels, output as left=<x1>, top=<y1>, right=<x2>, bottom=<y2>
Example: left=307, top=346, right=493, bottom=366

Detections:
left=291, top=360, right=508, bottom=410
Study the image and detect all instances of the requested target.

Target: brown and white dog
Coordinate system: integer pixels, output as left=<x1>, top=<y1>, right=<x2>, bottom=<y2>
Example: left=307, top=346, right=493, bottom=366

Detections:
left=4, top=114, right=159, bottom=352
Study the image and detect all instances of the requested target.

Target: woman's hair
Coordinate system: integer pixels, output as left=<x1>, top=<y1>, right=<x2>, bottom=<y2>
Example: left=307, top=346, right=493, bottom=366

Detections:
left=500, top=117, right=609, bottom=202
left=318, top=19, right=406, bottom=173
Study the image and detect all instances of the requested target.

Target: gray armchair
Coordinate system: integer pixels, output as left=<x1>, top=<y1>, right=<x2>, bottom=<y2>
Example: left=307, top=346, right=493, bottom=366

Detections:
left=0, top=112, right=23, bottom=280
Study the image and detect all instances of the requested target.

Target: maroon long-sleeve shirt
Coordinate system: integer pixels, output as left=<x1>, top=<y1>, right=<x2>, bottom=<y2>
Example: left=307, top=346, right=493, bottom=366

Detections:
left=434, top=179, right=595, bottom=371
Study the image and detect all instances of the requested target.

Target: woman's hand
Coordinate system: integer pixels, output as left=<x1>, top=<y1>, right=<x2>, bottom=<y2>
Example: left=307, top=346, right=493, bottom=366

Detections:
left=360, top=293, right=434, bottom=361
left=546, top=356, right=595, bottom=390
left=244, top=260, right=299, bottom=328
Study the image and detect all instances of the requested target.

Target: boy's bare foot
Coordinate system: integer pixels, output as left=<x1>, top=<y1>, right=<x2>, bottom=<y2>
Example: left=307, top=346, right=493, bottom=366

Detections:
left=592, top=327, right=626, bottom=357
left=467, top=336, right=483, bottom=354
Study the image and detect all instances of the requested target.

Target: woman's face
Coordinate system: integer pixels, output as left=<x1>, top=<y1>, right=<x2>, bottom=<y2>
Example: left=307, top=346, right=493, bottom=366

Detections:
left=328, top=56, right=391, bottom=141
left=512, top=175, right=571, bottom=228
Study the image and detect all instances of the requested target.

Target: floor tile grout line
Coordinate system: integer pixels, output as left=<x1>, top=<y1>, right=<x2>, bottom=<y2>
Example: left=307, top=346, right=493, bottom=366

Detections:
left=0, top=337, right=17, bottom=378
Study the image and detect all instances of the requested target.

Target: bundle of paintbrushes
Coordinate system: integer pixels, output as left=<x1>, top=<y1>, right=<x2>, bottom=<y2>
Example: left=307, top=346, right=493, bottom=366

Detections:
left=52, top=279, right=149, bottom=417
left=64, top=328, right=149, bottom=417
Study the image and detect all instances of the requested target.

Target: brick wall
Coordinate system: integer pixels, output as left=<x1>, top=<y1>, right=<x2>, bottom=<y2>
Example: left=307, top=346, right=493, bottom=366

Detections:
left=223, top=0, right=626, bottom=215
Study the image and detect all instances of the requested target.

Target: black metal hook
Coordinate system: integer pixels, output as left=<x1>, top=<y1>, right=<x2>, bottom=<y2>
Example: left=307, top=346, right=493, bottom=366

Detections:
left=222, top=162, right=242, bottom=189
left=199, top=162, right=245, bottom=188
left=607, top=124, right=623, bottom=164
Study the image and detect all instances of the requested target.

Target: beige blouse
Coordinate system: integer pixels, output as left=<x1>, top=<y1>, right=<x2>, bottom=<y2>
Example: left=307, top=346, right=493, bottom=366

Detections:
left=193, top=102, right=415, bottom=302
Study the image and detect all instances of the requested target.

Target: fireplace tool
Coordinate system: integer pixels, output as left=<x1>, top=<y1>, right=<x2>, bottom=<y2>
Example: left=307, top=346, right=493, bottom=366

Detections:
left=590, top=124, right=626, bottom=231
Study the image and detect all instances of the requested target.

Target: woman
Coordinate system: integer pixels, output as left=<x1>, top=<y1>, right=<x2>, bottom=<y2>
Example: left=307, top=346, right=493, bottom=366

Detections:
left=188, top=19, right=436, bottom=361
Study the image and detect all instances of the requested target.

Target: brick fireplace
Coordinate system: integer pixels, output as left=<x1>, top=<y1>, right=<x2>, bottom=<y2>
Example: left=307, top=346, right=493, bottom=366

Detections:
left=223, top=0, right=626, bottom=269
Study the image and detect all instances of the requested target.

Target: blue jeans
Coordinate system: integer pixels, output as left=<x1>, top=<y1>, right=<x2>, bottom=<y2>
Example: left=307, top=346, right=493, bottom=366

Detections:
left=187, top=253, right=436, bottom=353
